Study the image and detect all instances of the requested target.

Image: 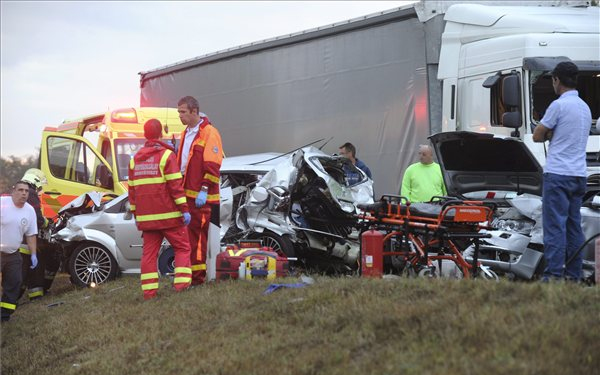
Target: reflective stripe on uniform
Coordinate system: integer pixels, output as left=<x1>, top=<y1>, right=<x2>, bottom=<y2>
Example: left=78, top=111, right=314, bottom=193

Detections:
left=174, top=197, right=186, bottom=205
left=207, top=193, right=220, bottom=201
left=28, top=288, right=44, bottom=299
left=140, top=272, right=159, bottom=280
left=174, top=277, right=191, bottom=284
left=141, top=283, right=159, bottom=291
left=135, top=211, right=183, bottom=222
left=174, top=267, right=192, bottom=274
left=129, top=176, right=165, bottom=186
left=165, top=172, right=182, bottom=181
left=185, top=189, right=199, bottom=198
left=191, top=264, right=206, bottom=271
left=204, top=173, right=220, bottom=184
left=0, top=302, right=16, bottom=311
left=19, top=247, right=31, bottom=255
left=130, top=204, right=136, bottom=211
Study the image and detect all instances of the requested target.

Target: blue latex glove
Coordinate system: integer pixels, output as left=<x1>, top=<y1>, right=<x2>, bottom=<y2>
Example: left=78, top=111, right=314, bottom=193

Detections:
left=30, top=254, right=38, bottom=269
left=195, top=190, right=208, bottom=208
left=183, top=212, right=191, bottom=226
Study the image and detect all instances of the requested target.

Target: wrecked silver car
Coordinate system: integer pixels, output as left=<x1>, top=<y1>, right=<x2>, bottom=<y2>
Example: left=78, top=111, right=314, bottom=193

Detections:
left=429, top=131, right=599, bottom=282
left=221, top=146, right=373, bottom=271
left=48, top=146, right=373, bottom=286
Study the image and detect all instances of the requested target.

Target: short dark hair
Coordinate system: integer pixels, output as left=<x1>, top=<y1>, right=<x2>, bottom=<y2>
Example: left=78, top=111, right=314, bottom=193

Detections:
left=12, top=181, right=29, bottom=190
left=339, top=142, right=356, bottom=158
left=177, top=96, right=200, bottom=114
left=551, top=61, right=578, bottom=88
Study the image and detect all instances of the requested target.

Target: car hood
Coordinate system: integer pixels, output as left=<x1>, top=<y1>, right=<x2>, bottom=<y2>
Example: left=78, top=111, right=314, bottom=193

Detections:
left=428, top=132, right=543, bottom=198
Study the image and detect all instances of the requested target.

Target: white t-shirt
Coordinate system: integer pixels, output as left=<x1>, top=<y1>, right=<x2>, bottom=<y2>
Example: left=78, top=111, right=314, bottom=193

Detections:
left=0, top=196, right=38, bottom=254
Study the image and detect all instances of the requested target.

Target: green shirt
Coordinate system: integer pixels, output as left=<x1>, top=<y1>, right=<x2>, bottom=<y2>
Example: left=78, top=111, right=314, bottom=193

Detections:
left=400, top=162, right=447, bottom=203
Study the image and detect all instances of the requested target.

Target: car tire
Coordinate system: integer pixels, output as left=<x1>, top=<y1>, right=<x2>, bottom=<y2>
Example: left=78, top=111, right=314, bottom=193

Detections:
left=158, top=246, right=175, bottom=276
left=249, top=231, right=295, bottom=258
left=69, top=242, right=118, bottom=287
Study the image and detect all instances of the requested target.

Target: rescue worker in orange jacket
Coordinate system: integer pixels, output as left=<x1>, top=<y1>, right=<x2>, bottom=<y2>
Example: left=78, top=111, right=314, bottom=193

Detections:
left=176, top=96, right=223, bottom=285
left=129, top=119, right=192, bottom=300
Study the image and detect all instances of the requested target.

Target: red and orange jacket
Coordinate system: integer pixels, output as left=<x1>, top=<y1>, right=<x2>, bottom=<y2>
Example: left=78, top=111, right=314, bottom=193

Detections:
left=177, top=119, right=223, bottom=205
left=128, top=141, right=188, bottom=231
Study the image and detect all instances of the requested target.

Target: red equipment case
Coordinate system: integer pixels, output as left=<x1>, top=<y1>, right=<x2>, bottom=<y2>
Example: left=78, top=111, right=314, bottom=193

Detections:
left=216, top=243, right=289, bottom=281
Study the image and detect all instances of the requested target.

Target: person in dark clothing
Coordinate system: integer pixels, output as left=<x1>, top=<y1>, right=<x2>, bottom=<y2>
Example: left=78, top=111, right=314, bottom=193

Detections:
left=18, top=169, right=55, bottom=300
left=339, top=142, right=372, bottom=185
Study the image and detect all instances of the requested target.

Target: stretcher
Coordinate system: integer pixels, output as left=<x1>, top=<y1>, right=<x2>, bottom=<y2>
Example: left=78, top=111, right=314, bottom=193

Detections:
left=358, top=195, right=495, bottom=278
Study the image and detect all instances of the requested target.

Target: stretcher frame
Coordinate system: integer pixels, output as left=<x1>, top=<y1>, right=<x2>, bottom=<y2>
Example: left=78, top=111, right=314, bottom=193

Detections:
left=359, top=195, right=494, bottom=278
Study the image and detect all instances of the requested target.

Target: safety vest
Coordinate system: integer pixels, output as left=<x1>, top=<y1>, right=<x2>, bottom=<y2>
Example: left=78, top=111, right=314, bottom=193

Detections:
left=177, top=121, right=223, bottom=205
left=128, top=142, right=189, bottom=231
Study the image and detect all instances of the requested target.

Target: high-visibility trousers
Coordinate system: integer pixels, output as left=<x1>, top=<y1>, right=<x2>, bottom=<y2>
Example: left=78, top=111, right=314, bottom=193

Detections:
left=19, top=246, right=45, bottom=300
left=140, top=226, right=192, bottom=300
left=1, top=251, right=23, bottom=322
left=187, top=201, right=212, bottom=285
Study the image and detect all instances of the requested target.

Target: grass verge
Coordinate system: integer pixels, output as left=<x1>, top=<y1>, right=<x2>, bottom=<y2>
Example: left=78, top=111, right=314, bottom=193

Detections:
left=1, top=274, right=599, bottom=375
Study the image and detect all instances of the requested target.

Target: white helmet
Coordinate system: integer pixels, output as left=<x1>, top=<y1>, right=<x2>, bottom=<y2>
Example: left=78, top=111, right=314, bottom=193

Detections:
left=22, top=168, right=47, bottom=190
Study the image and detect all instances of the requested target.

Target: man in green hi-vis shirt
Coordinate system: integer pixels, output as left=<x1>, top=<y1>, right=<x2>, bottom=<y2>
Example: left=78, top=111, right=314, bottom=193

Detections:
left=400, top=144, right=447, bottom=203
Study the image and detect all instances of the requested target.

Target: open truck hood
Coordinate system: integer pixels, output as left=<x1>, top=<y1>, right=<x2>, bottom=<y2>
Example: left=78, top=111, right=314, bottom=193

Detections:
left=429, top=132, right=543, bottom=198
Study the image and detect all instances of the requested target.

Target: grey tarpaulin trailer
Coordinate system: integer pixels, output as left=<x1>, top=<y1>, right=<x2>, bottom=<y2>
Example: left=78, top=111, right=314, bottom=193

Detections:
left=138, top=4, right=440, bottom=195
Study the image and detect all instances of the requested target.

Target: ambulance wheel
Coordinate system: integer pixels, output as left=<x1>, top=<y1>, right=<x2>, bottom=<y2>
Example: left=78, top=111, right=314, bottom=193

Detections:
left=249, top=232, right=295, bottom=258
left=158, top=246, right=175, bottom=276
left=69, top=242, right=118, bottom=287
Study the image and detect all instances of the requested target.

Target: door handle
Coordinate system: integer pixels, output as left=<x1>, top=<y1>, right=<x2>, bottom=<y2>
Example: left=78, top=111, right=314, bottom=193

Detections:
left=44, top=191, right=61, bottom=196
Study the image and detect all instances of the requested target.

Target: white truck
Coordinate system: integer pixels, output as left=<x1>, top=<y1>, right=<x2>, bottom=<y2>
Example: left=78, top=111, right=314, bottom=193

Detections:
left=139, top=1, right=599, bottom=195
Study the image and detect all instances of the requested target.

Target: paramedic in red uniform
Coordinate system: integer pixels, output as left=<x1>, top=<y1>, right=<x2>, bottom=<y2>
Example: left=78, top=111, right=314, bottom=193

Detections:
left=128, top=119, right=192, bottom=300
left=176, top=96, right=223, bottom=285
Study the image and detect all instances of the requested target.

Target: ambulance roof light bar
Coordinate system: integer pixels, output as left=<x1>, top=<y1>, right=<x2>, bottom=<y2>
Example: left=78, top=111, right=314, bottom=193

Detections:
left=111, top=108, right=138, bottom=124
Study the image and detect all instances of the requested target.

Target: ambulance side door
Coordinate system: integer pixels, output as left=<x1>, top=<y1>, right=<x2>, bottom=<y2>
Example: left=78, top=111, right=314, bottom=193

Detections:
left=40, top=131, right=114, bottom=217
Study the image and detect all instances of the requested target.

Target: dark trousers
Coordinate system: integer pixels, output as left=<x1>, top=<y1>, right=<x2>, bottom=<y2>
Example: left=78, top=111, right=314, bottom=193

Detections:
left=542, top=172, right=587, bottom=280
left=20, top=251, right=45, bottom=300
left=1, top=252, right=23, bottom=321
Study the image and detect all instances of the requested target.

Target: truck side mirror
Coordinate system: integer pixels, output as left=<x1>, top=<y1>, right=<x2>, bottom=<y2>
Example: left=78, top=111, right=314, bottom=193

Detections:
left=502, top=112, right=522, bottom=129
left=502, top=75, right=521, bottom=109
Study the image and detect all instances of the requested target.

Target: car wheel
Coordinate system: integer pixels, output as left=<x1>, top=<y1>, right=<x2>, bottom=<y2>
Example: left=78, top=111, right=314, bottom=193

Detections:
left=69, top=242, right=118, bottom=287
left=158, top=246, right=175, bottom=276
left=249, top=231, right=295, bottom=258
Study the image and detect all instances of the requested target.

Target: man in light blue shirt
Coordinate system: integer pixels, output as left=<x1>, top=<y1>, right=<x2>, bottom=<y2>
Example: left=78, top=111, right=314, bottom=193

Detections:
left=533, top=61, right=592, bottom=281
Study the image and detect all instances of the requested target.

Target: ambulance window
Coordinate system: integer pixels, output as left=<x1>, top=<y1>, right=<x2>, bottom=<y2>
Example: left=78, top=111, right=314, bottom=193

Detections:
left=101, top=140, right=113, bottom=167
left=114, top=139, right=145, bottom=181
left=46, top=137, right=112, bottom=189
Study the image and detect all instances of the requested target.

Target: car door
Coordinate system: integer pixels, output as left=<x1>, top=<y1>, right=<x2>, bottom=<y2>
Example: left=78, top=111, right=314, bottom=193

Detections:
left=40, top=131, right=114, bottom=217
left=109, top=198, right=144, bottom=269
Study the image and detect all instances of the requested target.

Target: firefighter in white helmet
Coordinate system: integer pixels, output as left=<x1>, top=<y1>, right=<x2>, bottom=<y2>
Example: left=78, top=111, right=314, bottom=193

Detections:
left=18, top=169, right=54, bottom=300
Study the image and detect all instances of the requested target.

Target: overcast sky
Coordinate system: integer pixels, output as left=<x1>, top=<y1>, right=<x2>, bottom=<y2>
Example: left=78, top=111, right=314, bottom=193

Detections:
left=1, top=1, right=413, bottom=158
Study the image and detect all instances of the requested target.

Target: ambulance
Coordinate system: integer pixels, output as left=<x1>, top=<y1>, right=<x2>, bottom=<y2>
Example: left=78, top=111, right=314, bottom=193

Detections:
left=39, top=107, right=186, bottom=217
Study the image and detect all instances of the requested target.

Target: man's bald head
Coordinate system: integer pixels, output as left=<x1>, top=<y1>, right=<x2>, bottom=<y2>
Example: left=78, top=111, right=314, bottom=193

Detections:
left=418, top=145, right=434, bottom=165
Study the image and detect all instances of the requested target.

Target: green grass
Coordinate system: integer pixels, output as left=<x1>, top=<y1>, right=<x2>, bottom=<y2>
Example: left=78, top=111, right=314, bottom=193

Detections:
left=1, top=274, right=599, bottom=375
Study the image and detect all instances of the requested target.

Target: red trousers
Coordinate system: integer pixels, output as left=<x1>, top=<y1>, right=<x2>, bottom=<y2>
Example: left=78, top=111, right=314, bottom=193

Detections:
left=187, top=199, right=212, bottom=285
left=140, top=226, right=191, bottom=299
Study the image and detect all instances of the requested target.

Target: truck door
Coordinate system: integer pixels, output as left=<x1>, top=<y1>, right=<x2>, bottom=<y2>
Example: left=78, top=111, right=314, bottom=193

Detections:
left=40, top=131, right=115, bottom=217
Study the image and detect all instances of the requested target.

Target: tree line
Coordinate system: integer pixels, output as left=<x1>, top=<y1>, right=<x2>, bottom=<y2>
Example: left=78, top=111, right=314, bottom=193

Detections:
left=0, top=153, right=39, bottom=194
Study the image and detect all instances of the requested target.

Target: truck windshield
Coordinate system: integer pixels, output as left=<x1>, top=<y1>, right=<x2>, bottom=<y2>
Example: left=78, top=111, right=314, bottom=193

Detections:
left=529, top=69, right=600, bottom=133
left=114, top=138, right=180, bottom=181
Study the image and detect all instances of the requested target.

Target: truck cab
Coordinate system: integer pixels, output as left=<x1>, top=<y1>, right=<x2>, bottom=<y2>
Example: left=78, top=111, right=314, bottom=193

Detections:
left=438, top=4, right=600, bottom=184
left=40, top=107, right=185, bottom=217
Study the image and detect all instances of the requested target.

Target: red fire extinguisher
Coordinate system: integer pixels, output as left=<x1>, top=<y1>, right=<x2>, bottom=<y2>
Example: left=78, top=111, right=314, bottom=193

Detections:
left=361, top=229, right=384, bottom=277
